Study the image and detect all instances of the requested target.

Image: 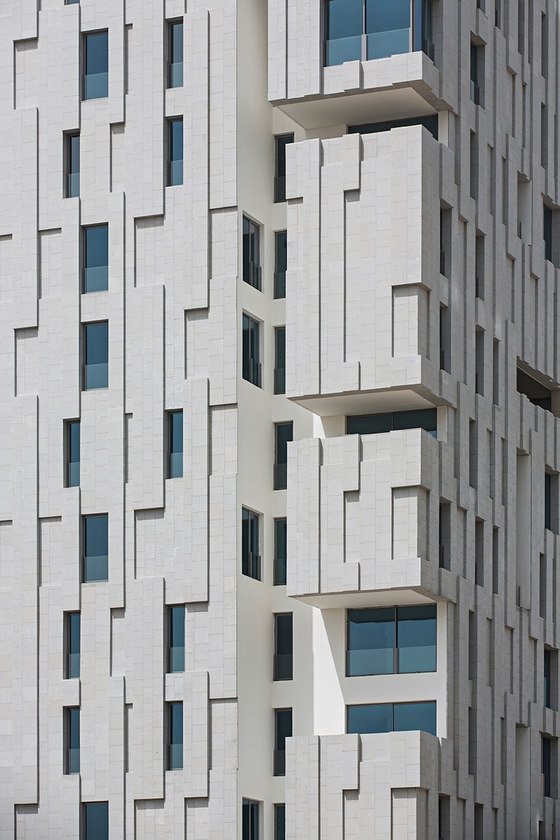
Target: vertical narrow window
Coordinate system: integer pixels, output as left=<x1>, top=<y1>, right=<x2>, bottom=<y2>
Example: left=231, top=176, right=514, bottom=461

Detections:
left=439, top=306, right=450, bottom=372
left=542, top=737, right=557, bottom=797
left=167, top=702, right=183, bottom=769
left=545, top=472, right=558, bottom=533
left=475, top=329, right=484, bottom=395
left=468, top=707, right=477, bottom=774
left=274, top=518, right=287, bottom=585
left=470, top=131, right=478, bottom=198
left=242, top=314, right=261, bottom=387
left=274, top=422, right=293, bottom=490
left=65, top=707, right=80, bottom=774
left=470, top=42, right=483, bottom=105
left=475, top=233, right=485, bottom=299
left=66, top=420, right=80, bottom=487
left=475, top=519, right=484, bottom=586
left=492, top=527, right=499, bottom=594
left=242, top=800, right=260, bottom=840
left=439, top=501, right=450, bottom=569
left=82, top=514, right=108, bottom=583
left=474, top=804, right=483, bottom=840
left=541, top=14, right=548, bottom=77
left=274, top=708, right=292, bottom=776
left=83, top=803, right=108, bottom=840
left=440, top=207, right=452, bottom=277
left=492, top=340, right=499, bottom=405
left=65, top=133, right=80, bottom=198
left=274, top=804, right=286, bottom=840
left=274, top=327, right=286, bottom=394
left=274, top=613, right=293, bottom=680
left=438, top=797, right=450, bottom=840
left=544, top=649, right=557, bottom=709
left=83, top=322, right=108, bottom=390
left=83, top=31, right=108, bottom=100
left=168, top=20, right=183, bottom=88
left=543, top=203, right=559, bottom=266
left=167, top=118, right=183, bottom=186
left=168, top=605, right=185, bottom=673
left=242, top=217, right=262, bottom=289
left=274, top=135, right=294, bottom=202
left=242, top=508, right=261, bottom=580
left=274, top=231, right=287, bottom=299
left=83, top=225, right=109, bottom=293
left=65, top=612, right=81, bottom=679
left=167, top=411, right=183, bottom=478
left=469, top=420, right=478, bottom=488
left=541, top=105, right=548, bottom=168
left=545, top=649, right=552, bottom=708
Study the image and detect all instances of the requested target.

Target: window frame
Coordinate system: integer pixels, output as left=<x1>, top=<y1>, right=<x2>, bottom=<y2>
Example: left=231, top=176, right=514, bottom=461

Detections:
left=167, top=19, right=184, bottom=88
left=167, top=117, right=184, bottom=186
left=65, top=419, right=80, bottom=487
left=82, top=513, right=109, bottom=583
left=64, top=706, right=80, bottom=774
left=242, top=799, right=260, bottom=840
left=83, top=321, right=109, bottom=390
left=242, top=313, right=262, bottom=388
left=274, top=134, right=294, bottom=203
left=273, top=613, right=293, bottom=681
left=242, top=216, right=262, bottom=290
left=273, top=517, right=287, bottom=585
left=346, top=700, right=437, bottom=736
left=82, top=30, right=109, bottom=101
left=273, top=708, right=293, bottom=776
left=274, top=230, right=287, bottom=299
left=167, top=605, right=185, bottom=673
left=274, top=422, right=293, bottom=490
left=241, top=507, right=261, bottom=580
left=65, top=132, right=80, bottom=198
left=274, top=326, right=286, bottom=395
left=167, top=410, right=184, bottom=479
left=64, top=611, right=81, bottom=679
left=82, top=224, right=109, bottom=293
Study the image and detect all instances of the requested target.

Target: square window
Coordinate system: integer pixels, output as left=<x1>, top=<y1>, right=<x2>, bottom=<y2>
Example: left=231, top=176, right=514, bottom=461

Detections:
left=83, top=31, right=108, bottom=100
left=346, top=605, right=436, bottom=676
left=82, top=515, right=108, bottom=582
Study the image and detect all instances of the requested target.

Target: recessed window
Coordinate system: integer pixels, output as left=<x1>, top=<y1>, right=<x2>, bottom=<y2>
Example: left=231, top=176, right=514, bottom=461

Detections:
left=346, top=408, right=437, bottom=437
left=274, top=231, right=287, bottom=299
left=66, top=0, right=79, bottom=4
left=83, top=226, right=108, bottom=293
left=347, top=701, right=436, bottom=736
left=167, top=605, right=185, bottom=673
left=542, top=736, right=557, bottom=797
left=64, top=612, right=80, bottom=679
left=82, top=514, right=108, bottom=583
left=470, top=41, right=484, bottom=105
left=347, top=605, right=436, bottom=676
left=274, top=708, right=292, bottom=776
left=83, top=803, right=108, bottom=840
left=83, top=322, right=108, bottom=390
left=242, top=217, right=262, bottom=289
left=324, top=0, right=434, bottom=65
left=544, top=203, right=560, bottom=267
left=167, top=702, right=183, bottom=769
left=274, top=613, right=293, bottom=680
left=167, top=21, right=183, bottom=88
left=65, top=420, right=80, bottom=487
left=274, top=804, right=285, bottom=840
left=83, top=31, right=108, bottom=100
left=167, top=411, right=183, bottom=478
left=274, top=422, right=292, bottom=490
left=65, top=133, right=80, bottom=198
left=167, top=118, right=183, bottom=186
left=274, top=327, right=286, bottom=395
left=544, top=648, right=557, bottom=710
left=242, top=314, right=261, bottom=387
left=242, top=508, right=260, bottom=580
left=242, top=800, right=260, bottom=840
left=349, top=114, right=438, bottom=140
left=274, top=518, right=287, bottom=585
left=64, top=707, right=80, bottom=774
left=274, top=135, right=294, bottom=202
left=545, top=472, right=558, bottom=533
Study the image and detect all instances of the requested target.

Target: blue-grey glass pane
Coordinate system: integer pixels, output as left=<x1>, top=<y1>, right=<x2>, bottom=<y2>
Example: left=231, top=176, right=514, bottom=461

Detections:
left=169, top=743, right=183, bottom=769
left=84, top=266, right=108, bottom=293
left=274, top=653, right=293, bottom=680
left=347, top=704, right=392, bottom=734
left=275, top=423, right=292, bottom=465
left=84, top=72, right=108, bottom=100
left=274, top=518, right=287, bottom=585
left=86, top=32, right=108, bottom=75
left=397, top=605, right=436, bottom=672
left=85, top=363, right=108, bottom=389
left=69, top=135, right=80, bottom=173
left=326, top=0, right=363, bottom=40
left=66, top=0, right=80, bottom=4
left=393, top=408, right=437, bottom=433
left=545, top=650, right=551, bottom=707
left=347, top=413, right=392, bottom=435
left=326, top=35, right=362, bottom=65
left=276, top=709, right=292, bottom=746
left=84, top=802, right=108, bottom=840
left=171, top=23, right=183, bottom=63
left=169, top=452, right=183, bottom=478
left=170, top=606, right=185, bottom=647
left=69, top=421, right=80, bottom=459
left=170, top=413, right=183, bottom=454
left=68, top=651, right=80, bottom=679
left=69, top=708, right=80, bottom=748
left=85, top=323, right=108, bottom=365
left=393, top=701, right=436, bottom=735
left=68, top=461, right=80, bottom=486
left=366, top=0, right=410, bottom=33
left=69, top=613, right=80, bottom=654
left=68, top=748, right=80, bottom=773
left=67, top=173, right=80, bottom=198
left=169, top=62, right=183, bottom=87
left=170, top=646, right=185, bottom=672
left=348, top=608, right=394, bottom=675
left=169, top=159, right=183, bottom=186
left=85, top=516, right=107, bottom=558
left=170, top=120, right=183, bottom=161
left=275, top=804, right=285, bottom=840
left=367, top=29, right=409, bottom=59
left=84, top=554, right=108, bottom=582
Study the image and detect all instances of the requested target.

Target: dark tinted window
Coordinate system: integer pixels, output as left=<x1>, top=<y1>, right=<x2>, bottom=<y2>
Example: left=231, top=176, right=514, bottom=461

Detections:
left=274, top=135, right=294, bottom=202
left=66, top=420, right=80, bottom=487
left=65, top=612, right=80, bottom=679
left=242, top=315, right=261, bottom=387
left=274, top=327, right=286, bottom=394
left=168, top=702, right=183, bottom=769
left=349, top=114, right=438, bottom=140
left=168, top=21, right=183, bottom=87
left=348, top=701, right=436, bottom=735
left=84, top=32, right=108, bottom=99
left=84, top=802, right=108, bottom=840
left=66, top=134, right=80, bottom=197
left=242, top=508, right=260, bottom=580
left=274, top=231, right=287, bottom=298
left=274, top=518, right=287, bottom=585
left=243, top=217, right=261, bottom=289
left=168, top=605, right=185, bottom=672
left=274, top=614, right=293, bottom=680
left=274, top=423, right=293, bottom=489
left=168, top=411, right=183, bottom=478
left=84, top=226, right=108, bottom=292
left=84, top=322, right=108, bottom=389
left=168, top=119, right=183, bottom=185
left=274, top=708, right=292, bottom=775
left=83, top=515, right=108, bottom=582
left=347, top=408, right=437, bottom=436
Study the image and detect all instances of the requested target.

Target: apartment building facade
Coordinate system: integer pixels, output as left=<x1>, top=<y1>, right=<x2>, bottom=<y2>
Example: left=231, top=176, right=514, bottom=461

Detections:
left=1, top=0, right=560, bottom=838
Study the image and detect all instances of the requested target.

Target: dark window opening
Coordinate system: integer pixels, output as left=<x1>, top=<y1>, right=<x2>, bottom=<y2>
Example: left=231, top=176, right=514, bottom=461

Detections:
left=346, top=408, right=437, bottom=437
left=347, top=701, right=436, bottom=736
left=275, top=135, right=294, bottom=202
left=274, top=422, right=293, bottom=490
left=242, top=508, right=261, bottom=580
left=274, top=231, right=287, bottom=299
left=349, top=114, right=438, bottom=140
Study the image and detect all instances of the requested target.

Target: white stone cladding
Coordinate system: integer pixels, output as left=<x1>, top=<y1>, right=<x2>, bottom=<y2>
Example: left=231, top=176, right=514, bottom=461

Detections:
left=1, top=0, right=560, bottom=838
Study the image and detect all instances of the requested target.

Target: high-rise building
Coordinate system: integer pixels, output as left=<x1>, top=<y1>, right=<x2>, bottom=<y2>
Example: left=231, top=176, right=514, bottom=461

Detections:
left=1, top=0, right=559, bottom=838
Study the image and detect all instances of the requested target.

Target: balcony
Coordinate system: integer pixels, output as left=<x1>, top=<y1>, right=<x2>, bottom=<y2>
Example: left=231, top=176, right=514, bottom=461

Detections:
left=285, top=127, right=443, bottom=414
left=286, top=427, right=440, bottom=603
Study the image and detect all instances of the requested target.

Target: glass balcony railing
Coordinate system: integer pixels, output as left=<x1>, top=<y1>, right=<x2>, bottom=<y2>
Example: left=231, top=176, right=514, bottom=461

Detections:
left=274, top=271, right=286, bottom=299
left=84, top=554, right=108, bottom=582
left=67, top=652, right=80, bottom=679
left=68, top=748, right=80, bottom=774
left=274, top=463, right=287, bottom=490
left=169, top=645, right=185, bottom=673
left=168, top=452, right=183, bottom=479
left=67, top=173, right=80, bottom=198
left=68, top=461, right=80, bottom=488
left=169, top=62, right=183, bottom=88
left=168, top=160, right=183, bottom=186
left=274, top=653, right=293, bottom=681
left=83, top=266, right=108, bottom=293
left=84, top=72, right=108, bottom=100
left=84, top=362, right=108, bottom=390
left=169, top=743, right=183, bottom=770
left=274, top=368, right=286, bottom=395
